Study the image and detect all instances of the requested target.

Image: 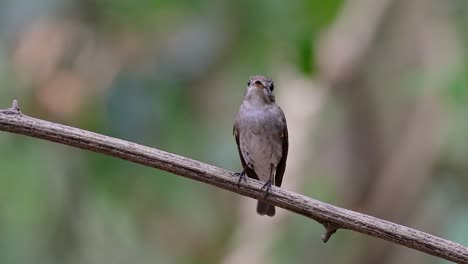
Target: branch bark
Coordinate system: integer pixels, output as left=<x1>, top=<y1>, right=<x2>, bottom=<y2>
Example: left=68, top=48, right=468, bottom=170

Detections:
left=0, top=100, right=467, bottom=264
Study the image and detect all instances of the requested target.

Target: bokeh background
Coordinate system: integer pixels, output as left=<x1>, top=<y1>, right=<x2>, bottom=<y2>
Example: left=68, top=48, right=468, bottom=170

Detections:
left=1, top=0, right=468, bottom=263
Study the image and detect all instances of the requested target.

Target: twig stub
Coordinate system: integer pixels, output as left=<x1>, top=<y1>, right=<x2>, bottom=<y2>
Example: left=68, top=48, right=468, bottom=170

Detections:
left=322, top=222, right=339, bottom=243
left=0, top=100, right=21, bottom=115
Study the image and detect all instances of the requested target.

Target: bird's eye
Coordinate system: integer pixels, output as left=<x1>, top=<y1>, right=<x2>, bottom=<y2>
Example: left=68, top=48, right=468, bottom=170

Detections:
left=269, top=83, right=274, bottom=91
left=247, top=81, right=251, bottom=86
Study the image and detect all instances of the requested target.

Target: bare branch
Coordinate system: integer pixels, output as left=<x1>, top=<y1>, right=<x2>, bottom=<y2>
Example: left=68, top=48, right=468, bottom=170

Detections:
left=0, top=100, right=467, bottom=264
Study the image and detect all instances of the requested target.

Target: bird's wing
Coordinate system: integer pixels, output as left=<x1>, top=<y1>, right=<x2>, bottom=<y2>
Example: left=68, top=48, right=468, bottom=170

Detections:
left=234, top=123, right=259, bottom=180
left=275, top=110, right=288, bottom=187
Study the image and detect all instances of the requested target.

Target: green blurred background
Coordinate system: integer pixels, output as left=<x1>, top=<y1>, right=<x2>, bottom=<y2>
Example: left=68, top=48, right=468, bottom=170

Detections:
left=1, top=0, right=468, bottom=263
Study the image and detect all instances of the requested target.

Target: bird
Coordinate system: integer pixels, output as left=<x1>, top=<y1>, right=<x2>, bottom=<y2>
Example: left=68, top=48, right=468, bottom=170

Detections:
left=233, top=75, right=288, bottom=217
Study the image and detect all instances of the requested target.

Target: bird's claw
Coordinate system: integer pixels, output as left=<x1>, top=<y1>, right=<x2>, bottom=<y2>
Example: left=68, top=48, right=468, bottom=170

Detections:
left=234, top=170, right=247, bottom=188
left=261, top=180, right=272, bottom=198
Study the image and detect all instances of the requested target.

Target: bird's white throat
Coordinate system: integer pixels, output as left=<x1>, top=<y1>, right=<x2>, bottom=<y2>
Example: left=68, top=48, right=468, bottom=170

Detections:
left=244, top=87, right=270, bottom=107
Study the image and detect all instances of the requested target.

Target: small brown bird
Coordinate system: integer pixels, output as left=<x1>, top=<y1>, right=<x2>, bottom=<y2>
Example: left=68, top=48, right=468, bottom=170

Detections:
left=234, top=75, right=288, bottom=217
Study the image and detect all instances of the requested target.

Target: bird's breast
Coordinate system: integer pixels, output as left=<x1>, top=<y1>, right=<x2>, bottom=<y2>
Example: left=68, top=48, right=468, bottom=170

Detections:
left=238, top=105, right=283, bottom=134
left=237, top=104, right=285, bottom=181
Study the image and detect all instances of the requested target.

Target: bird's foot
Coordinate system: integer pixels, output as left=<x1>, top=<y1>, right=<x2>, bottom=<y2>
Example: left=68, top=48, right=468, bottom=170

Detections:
left=261, top=179, right=273, bottom=198
left=233, top=169, right=247, bottom=188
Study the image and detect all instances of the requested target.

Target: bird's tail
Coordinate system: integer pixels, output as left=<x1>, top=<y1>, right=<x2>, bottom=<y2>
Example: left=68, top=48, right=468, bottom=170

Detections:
left=257, top=201, right=275, bottom=217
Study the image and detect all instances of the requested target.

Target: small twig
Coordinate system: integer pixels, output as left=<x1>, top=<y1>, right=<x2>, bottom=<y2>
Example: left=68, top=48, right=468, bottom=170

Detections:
left=0, top=100, right=467, bottom=263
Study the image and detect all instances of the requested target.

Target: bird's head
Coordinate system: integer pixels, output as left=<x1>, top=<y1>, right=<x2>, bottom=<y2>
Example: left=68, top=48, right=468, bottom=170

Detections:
left=244, top=75, right=275, bottom=105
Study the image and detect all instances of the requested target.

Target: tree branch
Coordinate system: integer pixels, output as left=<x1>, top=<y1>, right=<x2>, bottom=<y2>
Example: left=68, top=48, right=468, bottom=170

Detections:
left=0, top=100, right=467, bottom=264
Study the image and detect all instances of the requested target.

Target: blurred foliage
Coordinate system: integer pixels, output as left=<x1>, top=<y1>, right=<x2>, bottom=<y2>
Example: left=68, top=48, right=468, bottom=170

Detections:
left=1, top=0, right=468, bottom=264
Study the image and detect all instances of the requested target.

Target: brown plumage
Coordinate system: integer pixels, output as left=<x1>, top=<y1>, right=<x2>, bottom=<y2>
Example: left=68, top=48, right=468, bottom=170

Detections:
left=234, top=75, right=288, bottom=216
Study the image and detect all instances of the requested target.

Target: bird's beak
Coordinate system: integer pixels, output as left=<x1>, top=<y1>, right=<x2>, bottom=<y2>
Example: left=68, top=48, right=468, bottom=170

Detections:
left=253, top=80, right=264, bottom=89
